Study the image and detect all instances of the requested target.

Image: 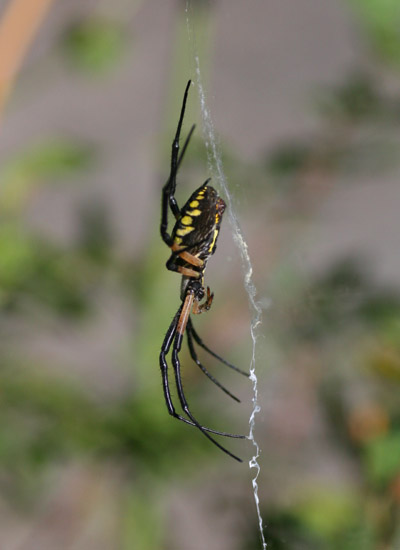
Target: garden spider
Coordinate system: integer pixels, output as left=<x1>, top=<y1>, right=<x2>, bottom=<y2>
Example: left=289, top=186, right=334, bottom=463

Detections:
left=159, top=80, right=248, bottom=462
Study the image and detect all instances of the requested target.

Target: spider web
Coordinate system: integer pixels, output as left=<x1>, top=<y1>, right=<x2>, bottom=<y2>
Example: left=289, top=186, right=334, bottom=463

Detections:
left=185, top=4, right=267, bottom=549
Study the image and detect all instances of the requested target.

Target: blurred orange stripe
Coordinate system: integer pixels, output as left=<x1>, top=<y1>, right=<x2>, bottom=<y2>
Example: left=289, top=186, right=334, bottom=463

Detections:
left=0, top=0, right=55, bottom=122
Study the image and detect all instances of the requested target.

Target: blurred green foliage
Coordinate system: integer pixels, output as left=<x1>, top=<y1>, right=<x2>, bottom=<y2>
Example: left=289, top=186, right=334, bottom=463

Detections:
left=0, top=140, right=92, bottom=213
left=316, top=74, right=382, bottom=122
left=62, top=17, right=126, bottom=74
left=365, top=432, right=400, bottom=486
left=266, top=73, right=400, bottom=195
left=348, top=0, right=400, bottom=68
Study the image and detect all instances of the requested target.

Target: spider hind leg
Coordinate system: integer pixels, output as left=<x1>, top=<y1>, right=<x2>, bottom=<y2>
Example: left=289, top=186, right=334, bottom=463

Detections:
left=186, top=328, right=240, bottom=402
left=159, top=296, right=245, bottom=462
left=172, top=317, right=244, bottom=462
left=188, top=318, right=249, bottom=377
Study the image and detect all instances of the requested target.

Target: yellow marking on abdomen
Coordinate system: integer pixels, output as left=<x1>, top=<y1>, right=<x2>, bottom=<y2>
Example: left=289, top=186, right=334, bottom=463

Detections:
left=174, top=236, right=182, bottom=245
left=181, top=215, right=193, bottom=225
left=176, top=226, right=194, bottom=236
left=188, top=209, right=201, bottom=216
left=190, top=200, right=199, bottom=207
left=208, top=228, right=219, bottom=252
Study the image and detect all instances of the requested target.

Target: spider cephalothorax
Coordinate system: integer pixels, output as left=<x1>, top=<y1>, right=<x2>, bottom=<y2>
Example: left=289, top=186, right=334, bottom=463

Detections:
left=159, top=80, right=248, bottom=462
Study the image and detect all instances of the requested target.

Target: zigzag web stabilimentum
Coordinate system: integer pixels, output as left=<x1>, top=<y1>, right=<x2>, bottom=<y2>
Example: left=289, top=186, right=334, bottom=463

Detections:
left=185, top=3, right=267, bottom=548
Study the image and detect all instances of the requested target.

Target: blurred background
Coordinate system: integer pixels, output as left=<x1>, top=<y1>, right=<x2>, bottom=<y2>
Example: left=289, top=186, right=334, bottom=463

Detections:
left=1, top=0, right=400, bottom=548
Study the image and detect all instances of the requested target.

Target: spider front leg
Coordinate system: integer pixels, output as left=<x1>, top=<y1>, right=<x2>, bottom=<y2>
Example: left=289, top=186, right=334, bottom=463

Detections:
left=160, top=80, right=192, bottom=245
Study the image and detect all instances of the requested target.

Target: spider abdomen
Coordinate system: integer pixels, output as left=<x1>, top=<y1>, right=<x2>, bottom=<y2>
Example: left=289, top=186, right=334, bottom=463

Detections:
left=171, top=183, right=225, bottom=262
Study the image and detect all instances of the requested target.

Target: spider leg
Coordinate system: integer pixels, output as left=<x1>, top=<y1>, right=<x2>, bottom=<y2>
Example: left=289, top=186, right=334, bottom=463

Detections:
left=171, top=294, right=244, bottom=462
left=160, top=80, right=192, bottom=244
left=176, top=124, right=195, bottom=172
left=167, top=124, right=196, bottom=219
left=187, top=318, right=249, bottom=377
left=159, top=303, right=244, bottom=439
left=187, top=328, right=240, bottom=402
left=166, top=247, right=204, bottom=279
left=166, top=228, right=212, bottom=278
left=172, top=335, right=244, bottom=462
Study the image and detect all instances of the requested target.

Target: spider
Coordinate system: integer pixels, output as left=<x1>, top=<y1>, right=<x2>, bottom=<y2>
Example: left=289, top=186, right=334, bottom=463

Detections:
left=159, top=80, right=248, bottom=462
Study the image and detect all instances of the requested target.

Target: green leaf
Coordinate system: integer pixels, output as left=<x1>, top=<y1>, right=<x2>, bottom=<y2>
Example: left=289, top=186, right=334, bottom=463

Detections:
left=316, top=73, right=381, bottom=121
left=348, top=0, right=400, bottom=68
left=294, top=488, right=359, bottom=537
left=0, top=140, right=92, bottom=213
left=364, top=431, right=400, bottom=485
left=0, top=225, right=36, bottom=294
left=63, top=18, right=125, bottom=74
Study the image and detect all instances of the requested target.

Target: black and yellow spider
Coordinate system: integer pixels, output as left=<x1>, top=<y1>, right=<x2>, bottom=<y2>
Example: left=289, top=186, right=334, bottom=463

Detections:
left=159, top=80, right=248, bottom=462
